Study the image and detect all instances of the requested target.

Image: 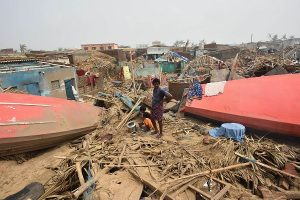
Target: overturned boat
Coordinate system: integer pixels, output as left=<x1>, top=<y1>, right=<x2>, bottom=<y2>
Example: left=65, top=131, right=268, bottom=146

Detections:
left=184, top=74, right=300, bottom=137
left=0, top=93, right=101, bottom=156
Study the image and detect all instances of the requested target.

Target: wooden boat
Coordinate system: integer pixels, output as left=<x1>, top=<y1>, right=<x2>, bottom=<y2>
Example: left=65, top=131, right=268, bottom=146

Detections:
left=0, top=93, right=101, bottom=156
left=184, top=74, right=300, bottom=137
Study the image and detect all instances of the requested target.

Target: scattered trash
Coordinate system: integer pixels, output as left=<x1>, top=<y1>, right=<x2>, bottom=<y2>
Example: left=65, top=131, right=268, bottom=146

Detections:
left=127, top=121, right=137, bottom=133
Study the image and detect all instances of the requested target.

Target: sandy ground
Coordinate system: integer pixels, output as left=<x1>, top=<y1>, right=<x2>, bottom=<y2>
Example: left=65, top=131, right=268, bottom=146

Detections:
left=0, top=144, right=72, bottom=199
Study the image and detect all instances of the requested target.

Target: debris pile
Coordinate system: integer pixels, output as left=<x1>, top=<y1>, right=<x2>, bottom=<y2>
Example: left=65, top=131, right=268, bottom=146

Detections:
left=184, top=55, right=227, bottom=76
left=228, top=49, right=296, bottom=77
left=39, top=116, right=300, bottom=199
left=76, top=51, right=117, bottom=77
left=1, top=43, right=300, bottom=200
left=0, top=87, right=27, bottom=94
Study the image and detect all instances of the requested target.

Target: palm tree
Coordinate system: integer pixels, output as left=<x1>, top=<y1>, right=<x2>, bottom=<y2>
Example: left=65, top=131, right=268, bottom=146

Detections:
left=173, top=40, right=185, bottom=47
left=19, top=44, right=27, bottom=53
left=282, top=34, right=287, bottom=40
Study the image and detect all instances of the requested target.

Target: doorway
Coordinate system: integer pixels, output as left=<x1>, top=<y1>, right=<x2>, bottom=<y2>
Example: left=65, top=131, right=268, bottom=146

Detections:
left=64, top=78, right=75, bottom=100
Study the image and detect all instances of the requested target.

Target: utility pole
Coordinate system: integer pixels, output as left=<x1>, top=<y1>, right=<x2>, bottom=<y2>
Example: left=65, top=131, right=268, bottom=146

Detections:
left=282, top=41, right=285, bottom=65
left=251, top=34, right=254, bottom=50
left=130, top=51, right=137, bottom=96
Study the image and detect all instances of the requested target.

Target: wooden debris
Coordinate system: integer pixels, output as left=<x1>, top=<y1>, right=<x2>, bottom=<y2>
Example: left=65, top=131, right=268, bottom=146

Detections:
left=129, top=169, right=175, bottom=200
left=235, top=152, right=300, bottom=180
left=118, top=144, right=127, bottom=167
left=116, top=97, right=143, bottom=129
left=38, top=100, right=299, bottom=200
left=75, top=162, right=85, bottom=186
left=167, top=162, right=251, bottom=184
left=73, top=160, right=115, bottom=199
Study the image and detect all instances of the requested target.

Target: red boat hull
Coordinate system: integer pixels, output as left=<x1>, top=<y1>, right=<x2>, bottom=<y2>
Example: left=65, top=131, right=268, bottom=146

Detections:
left=184, top=74, right=300, bottom=137
left=0, top=93, right=101, bottom=156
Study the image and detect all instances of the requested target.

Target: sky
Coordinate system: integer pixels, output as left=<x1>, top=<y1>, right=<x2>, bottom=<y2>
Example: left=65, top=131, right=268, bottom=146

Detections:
left=0, top=0, right=300, bottom=51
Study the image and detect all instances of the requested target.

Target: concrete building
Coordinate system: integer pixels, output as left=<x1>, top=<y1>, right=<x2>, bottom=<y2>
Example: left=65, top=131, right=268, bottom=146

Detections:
left=146, top=46, right=170, bottom=60
left=0, top=59, right=78, bottom=100
left=0, top=48, right=14, bottom=54
left=81, top=43, right=118, bottom=51
left=136, top=44, right=148, bottom=49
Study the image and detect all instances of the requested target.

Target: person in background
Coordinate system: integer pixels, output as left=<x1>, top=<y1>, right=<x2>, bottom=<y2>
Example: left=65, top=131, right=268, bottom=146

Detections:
left=151, top=78, right=173, bottom=138
left=139, top=105, right=154, bottom=131
left=187, top=77, right=202, bottom=102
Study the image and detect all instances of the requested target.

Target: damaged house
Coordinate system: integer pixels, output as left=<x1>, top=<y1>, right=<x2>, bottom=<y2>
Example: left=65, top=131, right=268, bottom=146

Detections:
left=0, top=59, right=78, bottom=100
left=155, top=51, right=189, bottom=73
left=204, top=42, right=240, bottom=60
left=146, top=46, right=170, bottom=60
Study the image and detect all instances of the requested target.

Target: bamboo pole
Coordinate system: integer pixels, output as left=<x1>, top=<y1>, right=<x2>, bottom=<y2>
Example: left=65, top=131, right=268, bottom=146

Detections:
left=116, top=97, right=143, bottom=129
left=75, top=162, right=85, bottom=186
left=235, top=152, right=300, bottom=180
left=130, top=51, right=137, bottom=96
left=228, top=53, right=239, bottom=81
left=166, top=162, right=251, bottom=184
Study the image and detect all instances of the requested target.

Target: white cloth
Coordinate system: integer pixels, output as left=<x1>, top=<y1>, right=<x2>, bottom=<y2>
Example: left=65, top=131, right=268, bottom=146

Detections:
left=205, top=81, right=226, bottom=96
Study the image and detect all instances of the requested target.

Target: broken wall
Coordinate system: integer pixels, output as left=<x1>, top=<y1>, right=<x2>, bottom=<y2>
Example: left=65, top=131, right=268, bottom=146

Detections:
left=40, top=67, right=78, bottom=98
left=207, top=48, right=240, bottom=60
left=0, top=66, right=77, bottom=99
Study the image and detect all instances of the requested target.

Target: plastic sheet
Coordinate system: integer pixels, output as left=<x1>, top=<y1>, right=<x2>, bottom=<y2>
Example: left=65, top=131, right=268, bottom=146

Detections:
left=209, top=123, right=245, bottom=142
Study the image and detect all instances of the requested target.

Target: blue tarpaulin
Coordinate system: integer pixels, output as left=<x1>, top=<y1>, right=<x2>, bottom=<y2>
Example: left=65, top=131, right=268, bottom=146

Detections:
left=114, top=91, right=141, bottom=112
left=209, top=123, right=245, bottom=142
left=155, top=51, right=189, bottom=63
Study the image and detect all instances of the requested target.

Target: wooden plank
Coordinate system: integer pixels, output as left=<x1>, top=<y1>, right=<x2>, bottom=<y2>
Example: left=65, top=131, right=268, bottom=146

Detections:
left=72, top=159, right=117, bottom=199
left=188, top=184, right=212, bottom=199
left=212, top=184, right=231, bottom=200
left=128, top=169, right=175, bottom=200
left=116, top=97, right=143, bottom=129
left=83, top=94, right=115, bottom=104
left=118, top=144, right=127, bottom=167
left=172, top=178, right=200, bottom=197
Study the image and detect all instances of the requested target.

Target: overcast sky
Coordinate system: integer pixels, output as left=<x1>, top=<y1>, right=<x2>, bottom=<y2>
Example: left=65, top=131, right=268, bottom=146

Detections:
left=1, top=0, right=300, bottom=51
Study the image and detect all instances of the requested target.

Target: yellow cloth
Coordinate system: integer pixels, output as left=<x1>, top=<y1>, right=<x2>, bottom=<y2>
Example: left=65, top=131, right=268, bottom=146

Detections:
left=123, top=66, right=131, bottom=80
left=143, top=118, right=154, bottom=129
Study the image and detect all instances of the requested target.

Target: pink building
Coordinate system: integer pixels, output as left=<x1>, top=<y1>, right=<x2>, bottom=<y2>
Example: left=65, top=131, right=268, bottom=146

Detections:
left=81, top=43, right=118, bottom=51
